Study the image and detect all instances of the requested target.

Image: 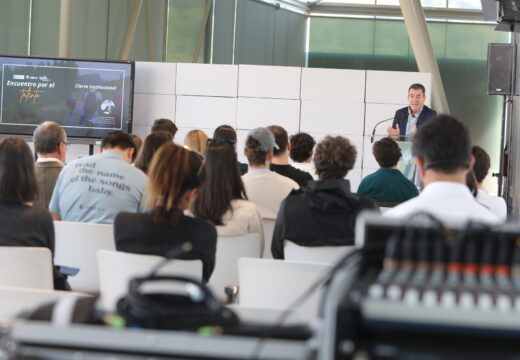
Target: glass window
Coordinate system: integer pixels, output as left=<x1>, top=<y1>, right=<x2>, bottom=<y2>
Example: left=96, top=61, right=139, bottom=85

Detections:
left=448, top=0, right=482, bottom=9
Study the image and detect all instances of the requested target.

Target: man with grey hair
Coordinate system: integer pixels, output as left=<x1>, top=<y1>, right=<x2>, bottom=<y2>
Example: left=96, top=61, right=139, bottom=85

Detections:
left=33, top=121, right=67, bottom=209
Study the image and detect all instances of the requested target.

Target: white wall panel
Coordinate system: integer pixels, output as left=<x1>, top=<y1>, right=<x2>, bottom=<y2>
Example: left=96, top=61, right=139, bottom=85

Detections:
left=134, top=62, right=176, bottom=95
left=133, top=94, right=176, bottom=126
left=300, top=101, right=365, bottom=135
left=301, top=68, right=365, bottom=102
left=347, top=168, right=362, bottom=193
left=364, top=103, right=407, bottom=137
left=365, top=71, right=432, bottom=106
left=363, top=134, right=384, bottom=169
left=176, top=63, right=238, bottom=97
left=306, top=133, right=364, bottom=169
left=131, top=125, right=152, bottom=140
left=238, top=65, right=301, bottom=99
left=175, top=96, right=237, bottom=129
left=236, top=129, right=249, bottom=164
left=236, top=98, right=300, bottom=132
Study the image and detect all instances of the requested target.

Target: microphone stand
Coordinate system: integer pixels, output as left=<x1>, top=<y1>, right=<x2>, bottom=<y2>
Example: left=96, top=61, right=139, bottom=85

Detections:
left=370, top=117, right=394, bottom=143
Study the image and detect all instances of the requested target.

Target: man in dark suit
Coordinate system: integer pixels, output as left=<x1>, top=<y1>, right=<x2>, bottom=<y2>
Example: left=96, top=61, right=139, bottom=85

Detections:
left=387, top=83, right=437, bottom=140
left=33, top=122, right=67, bottom=209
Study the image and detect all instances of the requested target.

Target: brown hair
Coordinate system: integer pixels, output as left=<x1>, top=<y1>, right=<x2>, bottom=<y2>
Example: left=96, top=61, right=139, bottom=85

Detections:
left=471, top=146, right=490, bottom=183
left=192, top=142, right=247, bottom=225
left=267, top=125, right=288, bottom=156
left=134, top=131, right=172, bottom=174
left=290, top=132, right=315, bottom=162
left=0, top=137, right=38, bottom=204
left=373, top=137, right=402, bottom=168
left=152, top=118, right=177, bottom=138
left=314, top=136, right=357, bottom=180
left=244, top=136, right=269, bottom=166
left=184, top=130, right=208, bottom=154
left=130, top=134, right=142, bottom=162
left=148, top=142, right=203, bottom=225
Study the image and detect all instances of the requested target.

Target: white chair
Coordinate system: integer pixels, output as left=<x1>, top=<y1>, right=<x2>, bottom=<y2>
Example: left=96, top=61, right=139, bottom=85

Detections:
left=0, top=286, right=90, bottom=320
left=238, top=258, right=332, bottom=322
left=284, top=241, right=354, bottom=265
left=262, top=219, right=276, bottom=259
left=208, top=233, right=262, bottom=299
left=97, top=250, right=203, bottom=312
left=54, top=221, right=115, bottom=293
left=0, top=247, right=53, bottom=290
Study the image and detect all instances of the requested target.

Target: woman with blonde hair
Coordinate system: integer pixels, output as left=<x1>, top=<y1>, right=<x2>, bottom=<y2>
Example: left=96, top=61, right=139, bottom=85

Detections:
left=183, top=129, right=208, bottom=154
left=114, top=142, right=217, bottom=281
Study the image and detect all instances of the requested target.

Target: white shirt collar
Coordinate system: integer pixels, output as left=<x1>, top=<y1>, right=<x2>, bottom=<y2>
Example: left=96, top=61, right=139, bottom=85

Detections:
left=421, top=181, right=474, bottom=198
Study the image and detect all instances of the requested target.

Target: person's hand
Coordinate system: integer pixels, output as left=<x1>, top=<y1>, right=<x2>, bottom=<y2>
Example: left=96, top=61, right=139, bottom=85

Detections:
left=387, top=124, right=400, bottom=139
left=412, top=125, right=417, bottom=136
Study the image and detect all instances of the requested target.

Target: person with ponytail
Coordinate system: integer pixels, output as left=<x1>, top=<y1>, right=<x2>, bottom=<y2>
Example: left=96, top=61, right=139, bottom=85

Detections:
left=114, top=142, right=217, bottom=282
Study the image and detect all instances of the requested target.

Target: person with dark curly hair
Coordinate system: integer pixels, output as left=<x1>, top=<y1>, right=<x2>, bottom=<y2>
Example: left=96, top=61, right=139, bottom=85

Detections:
left=289, top=132, right=317, bottom=179
left=358, top=137, right=418, bottom=204
left=271, top=136, right=378, bottom=259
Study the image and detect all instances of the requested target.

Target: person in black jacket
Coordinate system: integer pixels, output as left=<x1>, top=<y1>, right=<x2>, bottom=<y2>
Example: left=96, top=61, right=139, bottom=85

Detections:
left=387, top=83, right=437, bottom=140
left=115, top=142, right=217, bottom=282
left=271, top=136, right=378, bottom=259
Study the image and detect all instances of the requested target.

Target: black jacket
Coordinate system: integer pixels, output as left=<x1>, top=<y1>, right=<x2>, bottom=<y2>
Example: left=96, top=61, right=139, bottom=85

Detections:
left=271, top=179, right=378, bottom=259
left=391, top=105, right=437, bottom=138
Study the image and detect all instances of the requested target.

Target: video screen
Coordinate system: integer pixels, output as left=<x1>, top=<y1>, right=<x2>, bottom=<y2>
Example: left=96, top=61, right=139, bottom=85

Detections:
left=0, top=56, right=134, bottom=139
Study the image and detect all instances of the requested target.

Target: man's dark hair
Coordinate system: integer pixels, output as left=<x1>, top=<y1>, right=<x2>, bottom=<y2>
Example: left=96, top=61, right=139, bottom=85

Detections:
left=472, top=146, right=491, bottom=183
left=213, top=125, right=237, bottom=144
left=244, top=136, right=269, bottom=166
left=409, top=83, right=426, bottom=94
left=267, top=125, right=288, bottom=156
left=101, top=131, right=136, bottom=151
left=314, top=136, right=356, bottom=180
left=290, top=132, right=315, bottom=163
left=373, top=137, right=402, bottom=168
left=0, top=137, right=38, bottom=203
left=412, top=115, right=471, bottom=174
left=33, top=121, right=67, bottom=154
left=152, top=118, right=177, bottom=138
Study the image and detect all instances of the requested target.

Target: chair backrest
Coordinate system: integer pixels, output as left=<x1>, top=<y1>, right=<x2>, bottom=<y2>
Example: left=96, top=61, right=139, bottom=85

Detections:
left=208, top=233, right=262, bottom=299
left=0, top=247, right=53, bottom=290
left=262, top=219, right=276, bottom=259
left=0, top=286, right=90, bottom=320
left=97, top=250, right=203, bottom=312
left=238, top=258, right=331, bottom=321
left=54, top=221, right=115, bottom=293
left=284, top=241, right=354, bottom=265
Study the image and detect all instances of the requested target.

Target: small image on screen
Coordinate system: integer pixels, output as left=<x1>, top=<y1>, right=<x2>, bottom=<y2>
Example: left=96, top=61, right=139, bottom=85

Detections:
left=0, top=56, right=134, bottom=139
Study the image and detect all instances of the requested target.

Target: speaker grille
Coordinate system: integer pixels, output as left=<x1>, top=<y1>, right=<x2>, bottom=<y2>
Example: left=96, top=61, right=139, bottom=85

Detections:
left=487, top=44, right=514, bottom=95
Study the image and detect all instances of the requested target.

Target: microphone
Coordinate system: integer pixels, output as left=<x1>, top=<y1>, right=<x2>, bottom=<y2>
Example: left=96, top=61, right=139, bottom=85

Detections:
left=370, top=117, right=394, bottom=143
left=148, top=242, right=193, bottom=277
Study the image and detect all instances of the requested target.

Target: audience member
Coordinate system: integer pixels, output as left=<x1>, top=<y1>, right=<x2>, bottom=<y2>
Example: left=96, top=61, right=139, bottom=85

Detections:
left=49, top=131, right=147, bottom=224
left=213, top=125, right=248, bottom=175
left=151, top=118, right=177, bottom=139
left=289, top=132, right=317, bottom=179
left=385, top=115, right=500, bottom=225
left=242, top=127, right=299, bottom=219
left=272, top=136, right=378, bottom=259
left=0, top=138, right=66, bottom=289
left=184, top=129, right=208, bottom=154
left=115, top=142, right=216, bottom=282
left=192, top=141, right=263, bottom=238
left=130, top=134, right=142, bottom=163
left=32, top=121, right=68, bottom=209
left=267, top=125, right=313, bottom=187
left=471, top=145, right=507, bottom=220
left=357, top=137, right=418, bottom=204
left=134, top=131, right=172, bottom=174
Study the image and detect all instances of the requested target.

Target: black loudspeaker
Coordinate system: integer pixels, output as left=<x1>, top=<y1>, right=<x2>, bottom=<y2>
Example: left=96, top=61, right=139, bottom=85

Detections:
left=487, top=43, right=515, bottom=95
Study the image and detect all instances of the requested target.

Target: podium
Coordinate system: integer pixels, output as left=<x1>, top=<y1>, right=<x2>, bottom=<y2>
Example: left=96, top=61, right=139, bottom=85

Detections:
left=396, top=139, right=416, bottom=182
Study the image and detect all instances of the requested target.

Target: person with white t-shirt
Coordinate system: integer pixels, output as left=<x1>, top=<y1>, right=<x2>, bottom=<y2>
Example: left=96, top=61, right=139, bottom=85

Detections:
left=241, top=127, right=299, bottom=220
left=385, top=115, right=500, bottom=226
left=469, top=145, right=507, bottom=220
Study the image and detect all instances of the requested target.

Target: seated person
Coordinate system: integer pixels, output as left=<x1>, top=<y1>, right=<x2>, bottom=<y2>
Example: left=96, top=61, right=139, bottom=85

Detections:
left=151, top=118, right=177, bottom=140
left=0, top=137, right=66, bottom=289
left=358, top=137, right=418, bottom=203
left=241, top=127, right=299, bottom=219
left=192, top=141, right=263, bottom=238
left=32, top=121, right=68, bottom=209
left=184, top=129, right=208, bottom=154
left=471, top=145, right=507, bottom=220
left=271, top=136, right=378, bottom=259
left=134, top=131, right=172, bottom=174
left=385, top=115, right=500, bottom=225
left=49, top=131, right=147, bottom=224
left=130, top=134, right=143, bottom=164
left=213, top=125, right=248, bottom=175
left=115, top=142, right=217, bottom=282
left=289, top=132, right=317, bottom=179
left=267, top=125, right=313, bottom=187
